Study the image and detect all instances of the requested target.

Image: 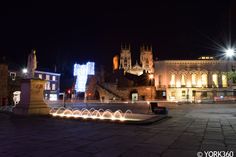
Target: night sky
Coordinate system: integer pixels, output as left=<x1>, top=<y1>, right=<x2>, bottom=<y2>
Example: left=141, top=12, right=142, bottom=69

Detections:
left=0, top=1, right=236, bottom=73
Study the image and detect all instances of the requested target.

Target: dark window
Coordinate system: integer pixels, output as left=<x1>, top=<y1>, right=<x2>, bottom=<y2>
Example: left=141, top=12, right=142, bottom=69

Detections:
left=201, top=92, right=207, bottom=97
left=192, top=90, right=196, bottom=96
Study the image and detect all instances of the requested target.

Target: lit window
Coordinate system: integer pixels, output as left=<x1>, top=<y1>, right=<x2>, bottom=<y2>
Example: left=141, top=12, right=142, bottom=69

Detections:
left=10, top=72, right=16, bottom=81
left=52, top=84, right=56, bottom=90
left=170, top=74, right=175, bottom=87
left=176, top=81, right=181, bottom=88
left=45, top=82, right=50, bottom=90
left=52, top=76, right=56, bottom=81
left=186, top=81, right=191, bottom=87
left=181, top=74, right=185, bottom=86
left=212, top=74, right=218, bottom=87
left=46, top=75, right=50, bottom=80
left=162, top=91, right=166, bottom=96
left=192, top=74, right=197, bottom=86
left=39, top=74, right=42, bottom=79
left=171, top=91, right=175, bottom=97
left=49, top=94, right=57, bottom=101
left=197, top=79, right=202, bottom=87
left=201, top=74, right=208, bottom=87
left=222, top=74, right=227, bottom=88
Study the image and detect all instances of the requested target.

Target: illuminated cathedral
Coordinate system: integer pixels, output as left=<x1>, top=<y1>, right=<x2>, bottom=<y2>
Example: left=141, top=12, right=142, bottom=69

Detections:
left=114, top=44, right=154, bottom=76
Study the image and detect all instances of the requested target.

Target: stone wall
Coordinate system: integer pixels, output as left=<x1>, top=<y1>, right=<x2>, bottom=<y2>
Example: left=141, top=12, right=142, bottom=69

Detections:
left=95, top=82, right=156, bottom=101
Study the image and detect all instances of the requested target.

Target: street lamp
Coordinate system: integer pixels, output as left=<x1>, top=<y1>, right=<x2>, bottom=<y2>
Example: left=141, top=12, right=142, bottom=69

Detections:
left=224, top=48, right=235, bottom=58
left=22, top=68, right=28, bottom=78
left=223, top=47, right=235, bottom=96
left=149, top=74, right=154, bottom=85
left=149, top=74, right=154, bottom=100
left=22, top=68, right=28, bottom=74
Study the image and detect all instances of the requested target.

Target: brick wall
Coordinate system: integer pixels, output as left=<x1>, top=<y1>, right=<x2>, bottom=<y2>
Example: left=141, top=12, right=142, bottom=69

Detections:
left=0, top=64, right=8, bottom=105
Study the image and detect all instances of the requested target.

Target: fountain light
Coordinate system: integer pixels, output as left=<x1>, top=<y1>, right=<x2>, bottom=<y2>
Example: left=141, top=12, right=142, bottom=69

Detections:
left=49, top=107, right=138, bottom=122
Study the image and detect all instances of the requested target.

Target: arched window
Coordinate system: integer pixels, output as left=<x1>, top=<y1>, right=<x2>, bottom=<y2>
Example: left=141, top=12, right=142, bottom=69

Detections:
left=212, top=74, right=218, bottom=87
left=124, top=57, right=127, bottom=67
left=192, top=73, right=197, bottom=86
left=222, top=74, right=227, bottom=88
left=201, top=74, right=208, bottom=87
left=181, top=74, right=186, bottom=87
left=170, top=74, right=175, bottom=87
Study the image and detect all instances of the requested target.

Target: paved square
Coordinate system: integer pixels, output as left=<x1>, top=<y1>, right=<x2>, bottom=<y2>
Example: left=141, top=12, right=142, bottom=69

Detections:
left=1, top=103, right=236, bottom=157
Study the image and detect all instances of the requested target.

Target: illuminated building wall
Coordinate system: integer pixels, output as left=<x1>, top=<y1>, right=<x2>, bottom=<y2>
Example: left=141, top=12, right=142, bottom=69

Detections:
left=154, top=58, right=236, bottom=102
left=73, top=62, right=95, bottom=92
left=34, top=70, right=61, bottom=101
left=119, top=45, right=154, bottom=76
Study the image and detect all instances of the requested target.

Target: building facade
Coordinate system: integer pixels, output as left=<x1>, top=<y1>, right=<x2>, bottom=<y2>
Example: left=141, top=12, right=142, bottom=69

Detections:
left=119, top=45, right=154, bottom=76
left=34, top=70, right=61, bottom=101
left=154, top=57, right=236, bottom=102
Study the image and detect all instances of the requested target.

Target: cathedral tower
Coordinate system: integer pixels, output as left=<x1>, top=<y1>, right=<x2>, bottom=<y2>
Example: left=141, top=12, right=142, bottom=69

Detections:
left=119, top=44, right=132, bottom=72
left=140, top=45, right=154, bottom=73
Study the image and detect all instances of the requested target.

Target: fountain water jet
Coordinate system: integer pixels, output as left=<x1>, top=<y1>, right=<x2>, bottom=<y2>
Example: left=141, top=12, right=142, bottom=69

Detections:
left=49, top=108, right=138, bottom=121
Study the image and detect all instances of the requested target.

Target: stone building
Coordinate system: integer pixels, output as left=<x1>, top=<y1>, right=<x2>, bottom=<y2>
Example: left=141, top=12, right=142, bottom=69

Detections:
left=154, top=57, right=236, bottom=102
left=0, top=63, right=8, bottom=105
left=119, top=45, right=154, bottom=76
left=6, top=69, right=61, bottom=102
left=85, top=69, right=156, bottom=102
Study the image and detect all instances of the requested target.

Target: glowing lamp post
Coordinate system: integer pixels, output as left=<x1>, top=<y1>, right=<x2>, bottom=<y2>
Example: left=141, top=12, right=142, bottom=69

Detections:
left=223, top=47, right=235, bottom=88
left=149, top=74, right=154, bottom=100
left=149, top=74, right=154, bottom=79
left=22, top=68, right=28, bottom=78
left=225, top=48, right=235, bottom=58
left=22, top=68, right=28, bottom=74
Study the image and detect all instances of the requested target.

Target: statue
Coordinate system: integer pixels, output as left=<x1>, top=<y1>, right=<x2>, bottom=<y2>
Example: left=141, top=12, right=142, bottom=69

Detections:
left=27, top=49, right=37, bottom=78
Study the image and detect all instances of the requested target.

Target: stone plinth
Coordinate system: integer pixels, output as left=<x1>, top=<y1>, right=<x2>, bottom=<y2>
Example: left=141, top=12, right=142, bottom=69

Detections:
left=13, top=79, right=49, bottom=115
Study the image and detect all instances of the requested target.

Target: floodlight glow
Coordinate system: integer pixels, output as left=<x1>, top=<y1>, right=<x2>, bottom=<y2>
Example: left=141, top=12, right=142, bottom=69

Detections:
left=149, top=74, right=154, bottom=79
left=225, top=48, right=235, bottom=57
left=73, top=62, right=95, bottom=92
left=22, top=68, right=28, bottom=74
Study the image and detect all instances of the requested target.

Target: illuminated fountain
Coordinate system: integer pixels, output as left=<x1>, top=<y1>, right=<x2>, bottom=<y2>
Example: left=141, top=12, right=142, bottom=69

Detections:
left=49, top=107, right=140, bottom=121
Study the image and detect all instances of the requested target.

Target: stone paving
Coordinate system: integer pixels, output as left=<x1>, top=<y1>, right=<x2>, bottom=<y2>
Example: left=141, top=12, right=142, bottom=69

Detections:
left=1, top=103, right=236, bottom=157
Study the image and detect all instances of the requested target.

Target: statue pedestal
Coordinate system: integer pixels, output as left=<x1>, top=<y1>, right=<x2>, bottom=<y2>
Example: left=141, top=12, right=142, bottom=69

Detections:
left=13, top=79, right=49, bottom=115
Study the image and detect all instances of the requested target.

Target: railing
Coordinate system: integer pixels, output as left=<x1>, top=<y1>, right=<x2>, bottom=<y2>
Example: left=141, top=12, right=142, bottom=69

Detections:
left=96, top=83, right=123, bottom=99
left=165, top=84, right=230, bottom=88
